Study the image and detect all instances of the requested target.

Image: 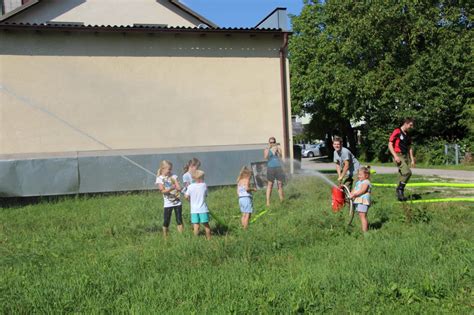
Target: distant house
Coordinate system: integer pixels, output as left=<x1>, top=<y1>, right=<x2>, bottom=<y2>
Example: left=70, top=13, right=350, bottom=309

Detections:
left=0, top=0, right=293, bottom=196
left=292, top=114, right=312, bottom=137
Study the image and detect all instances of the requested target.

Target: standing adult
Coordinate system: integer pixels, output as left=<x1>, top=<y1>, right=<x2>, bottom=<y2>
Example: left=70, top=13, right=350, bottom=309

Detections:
left=388, top=118, right=415, bottom=201
left=264, top=137, right=285, bottom=206
left=333, top=136, right=360, bottom=189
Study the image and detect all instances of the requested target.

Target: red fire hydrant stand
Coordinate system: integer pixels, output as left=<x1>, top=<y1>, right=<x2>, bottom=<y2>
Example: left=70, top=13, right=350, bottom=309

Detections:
left=331, top=186, right=345, bottom=212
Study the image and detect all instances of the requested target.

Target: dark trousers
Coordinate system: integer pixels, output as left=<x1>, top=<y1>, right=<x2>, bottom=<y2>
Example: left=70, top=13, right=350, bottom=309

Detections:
left=163, top=205, right=183, bottom=228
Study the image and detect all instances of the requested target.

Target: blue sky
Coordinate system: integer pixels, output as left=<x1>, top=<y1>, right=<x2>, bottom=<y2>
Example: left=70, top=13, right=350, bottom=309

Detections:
left=180, top=0, right=305, bottom=28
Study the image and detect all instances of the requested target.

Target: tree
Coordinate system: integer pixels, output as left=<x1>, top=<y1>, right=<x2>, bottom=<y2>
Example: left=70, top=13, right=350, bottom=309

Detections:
left=290, top=0, right=472, bottom=161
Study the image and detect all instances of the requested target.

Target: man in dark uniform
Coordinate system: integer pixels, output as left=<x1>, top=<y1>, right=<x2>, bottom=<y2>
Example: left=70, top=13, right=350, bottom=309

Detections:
left=388, top=118, right=415, bottom=201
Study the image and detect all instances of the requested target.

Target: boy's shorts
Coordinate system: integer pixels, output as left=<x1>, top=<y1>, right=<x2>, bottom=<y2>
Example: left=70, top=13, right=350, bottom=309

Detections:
left=356, top=204, right=369, bottom=213
left=191, top=213, right=210, bottom=224
left=239, top=197, right=253, bottom=213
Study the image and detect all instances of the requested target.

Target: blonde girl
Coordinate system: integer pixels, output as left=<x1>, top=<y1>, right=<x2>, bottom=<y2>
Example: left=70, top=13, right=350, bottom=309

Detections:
left=156, top=160, right=183, bottom=236
left=237, top=166, right=256, bottom=229
left=350, top=166, right=372, bottom=232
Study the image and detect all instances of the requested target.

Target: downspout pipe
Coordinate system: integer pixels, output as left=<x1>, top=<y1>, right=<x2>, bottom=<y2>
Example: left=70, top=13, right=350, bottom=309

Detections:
left=279, top=32, right=290, bottom=158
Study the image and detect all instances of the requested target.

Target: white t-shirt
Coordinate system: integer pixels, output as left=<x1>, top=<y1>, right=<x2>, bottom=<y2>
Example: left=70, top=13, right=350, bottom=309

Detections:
left=185, top=182, right=209, bottom=214
left=155, top=174, right=182, bottom=208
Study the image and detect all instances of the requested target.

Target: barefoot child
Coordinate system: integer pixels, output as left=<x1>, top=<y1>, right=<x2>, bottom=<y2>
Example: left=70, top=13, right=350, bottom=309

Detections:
left=182, top=158, right=201, bottom=193
left=237, top=166, right=257, bottom=229
left=185, top=170, right=211, bottom=240
left=155, top=160, right=183, bottom=236
left=350, top=166, right=372, bottom=232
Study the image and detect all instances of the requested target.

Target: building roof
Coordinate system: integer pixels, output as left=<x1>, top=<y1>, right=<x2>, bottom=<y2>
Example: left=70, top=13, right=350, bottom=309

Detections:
left=0, top=21, right=288, bottom=34
left=0, top=0, right=218, bottom=28
left=255, top=7, right=287, bottom=29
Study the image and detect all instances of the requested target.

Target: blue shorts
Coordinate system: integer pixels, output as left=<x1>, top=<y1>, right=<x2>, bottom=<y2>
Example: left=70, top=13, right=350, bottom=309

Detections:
left=191, top=213, right=209, bottom=224
left=356, top=204, right=369, bottom=213
left=239, top=197, right=253, bottom=213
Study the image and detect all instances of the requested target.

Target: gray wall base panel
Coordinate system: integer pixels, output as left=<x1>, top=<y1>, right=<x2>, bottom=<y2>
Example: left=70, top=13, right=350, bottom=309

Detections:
left=0, top=158, right=79, bottom=197
left=1, top=149, right=263, bottom=197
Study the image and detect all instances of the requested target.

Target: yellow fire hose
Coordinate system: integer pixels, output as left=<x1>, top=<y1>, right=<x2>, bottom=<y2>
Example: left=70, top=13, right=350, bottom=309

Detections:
left=409, top=197, right=474, bottom=204
left=372, top=183, right=474, bottom=188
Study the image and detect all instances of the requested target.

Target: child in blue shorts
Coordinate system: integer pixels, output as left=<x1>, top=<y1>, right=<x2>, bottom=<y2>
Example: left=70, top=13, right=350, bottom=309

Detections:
left=185, top=170, right=211, bottom=240
left=237, top=166, right=257, bottom=230
left=350, top=166, right=372, bottom=232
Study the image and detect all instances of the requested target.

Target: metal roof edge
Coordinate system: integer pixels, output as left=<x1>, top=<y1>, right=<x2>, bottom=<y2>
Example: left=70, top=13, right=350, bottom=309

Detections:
left=0, top=22, right=292, bottom=34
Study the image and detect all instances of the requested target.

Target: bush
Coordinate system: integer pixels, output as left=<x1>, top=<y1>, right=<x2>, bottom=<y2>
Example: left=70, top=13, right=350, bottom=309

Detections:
left=415, top=139, right=472, bottom=166
left=415, top=140, right=446, bottom=166
left=359, top=127, right=392, bottom=163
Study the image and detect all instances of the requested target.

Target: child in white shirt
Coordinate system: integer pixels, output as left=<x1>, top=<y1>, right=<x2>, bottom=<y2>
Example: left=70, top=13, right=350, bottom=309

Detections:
left=155, top=160, right=183, bottom=237
left=185, top=170, right=211, bottom=240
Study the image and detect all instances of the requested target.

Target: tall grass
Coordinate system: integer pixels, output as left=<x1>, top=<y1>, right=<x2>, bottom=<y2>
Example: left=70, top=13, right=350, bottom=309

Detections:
left=1, top=174, right=472, bottom=313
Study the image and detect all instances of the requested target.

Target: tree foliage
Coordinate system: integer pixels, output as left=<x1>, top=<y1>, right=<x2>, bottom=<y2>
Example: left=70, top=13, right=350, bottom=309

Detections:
left=290, top=0, right=473, bottom=161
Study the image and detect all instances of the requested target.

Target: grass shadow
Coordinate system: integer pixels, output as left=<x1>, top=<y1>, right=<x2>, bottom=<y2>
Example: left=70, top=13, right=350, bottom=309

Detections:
left=211, top=224, right=231, bottom=236
left=144, top=225, right=161, bottom=233
left=0, top=190, right=158, bottom=209
left=407, top=191, right=444, bottom=201
left=287, top=192, right=302, bottom=200
left=408, top=194, right=423, bottom=201
left=0, top=196, right=45, bottom=208
left=369, top=215, right=389, bottom=230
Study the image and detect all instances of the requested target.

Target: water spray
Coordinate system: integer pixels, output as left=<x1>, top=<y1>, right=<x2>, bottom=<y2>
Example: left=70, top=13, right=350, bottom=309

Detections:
left=1, top=84, right=226, bottom=224
left=0, top=84, right=157, bottom=178
left=290, top=160, right=337, bottom=188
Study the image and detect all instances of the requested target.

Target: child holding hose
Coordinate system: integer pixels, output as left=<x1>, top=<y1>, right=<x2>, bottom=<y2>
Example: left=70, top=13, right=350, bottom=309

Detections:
left=156, top=160, right=183, bottom=237
left=350, top=166, right=372, bottom=232
left=236, top=166, right=257, bottom=230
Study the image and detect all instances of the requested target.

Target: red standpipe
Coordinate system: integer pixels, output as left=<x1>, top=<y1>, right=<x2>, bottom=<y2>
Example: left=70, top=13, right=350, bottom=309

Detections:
left=331, top=186, right=345, bottom=212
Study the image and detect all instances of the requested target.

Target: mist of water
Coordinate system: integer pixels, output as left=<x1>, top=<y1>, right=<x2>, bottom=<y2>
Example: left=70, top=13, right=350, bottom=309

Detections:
left=282, top=159, right=337, bottom=188
left=1, top=84, right=157, bottom=178
left=2, top=83, right=341, bottom=189
left=297, top=168, right=338, bottom=188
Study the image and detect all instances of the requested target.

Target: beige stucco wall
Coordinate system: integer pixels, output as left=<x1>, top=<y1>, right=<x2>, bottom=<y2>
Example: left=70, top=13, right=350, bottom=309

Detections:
left=8, top=0, right=203, bottom=27
left=0, top=31, right=288, bottom=155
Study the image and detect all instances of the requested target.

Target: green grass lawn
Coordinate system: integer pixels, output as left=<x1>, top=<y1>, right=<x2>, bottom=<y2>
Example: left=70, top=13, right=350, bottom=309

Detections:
left=1, top=174, right=473, bottom=313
